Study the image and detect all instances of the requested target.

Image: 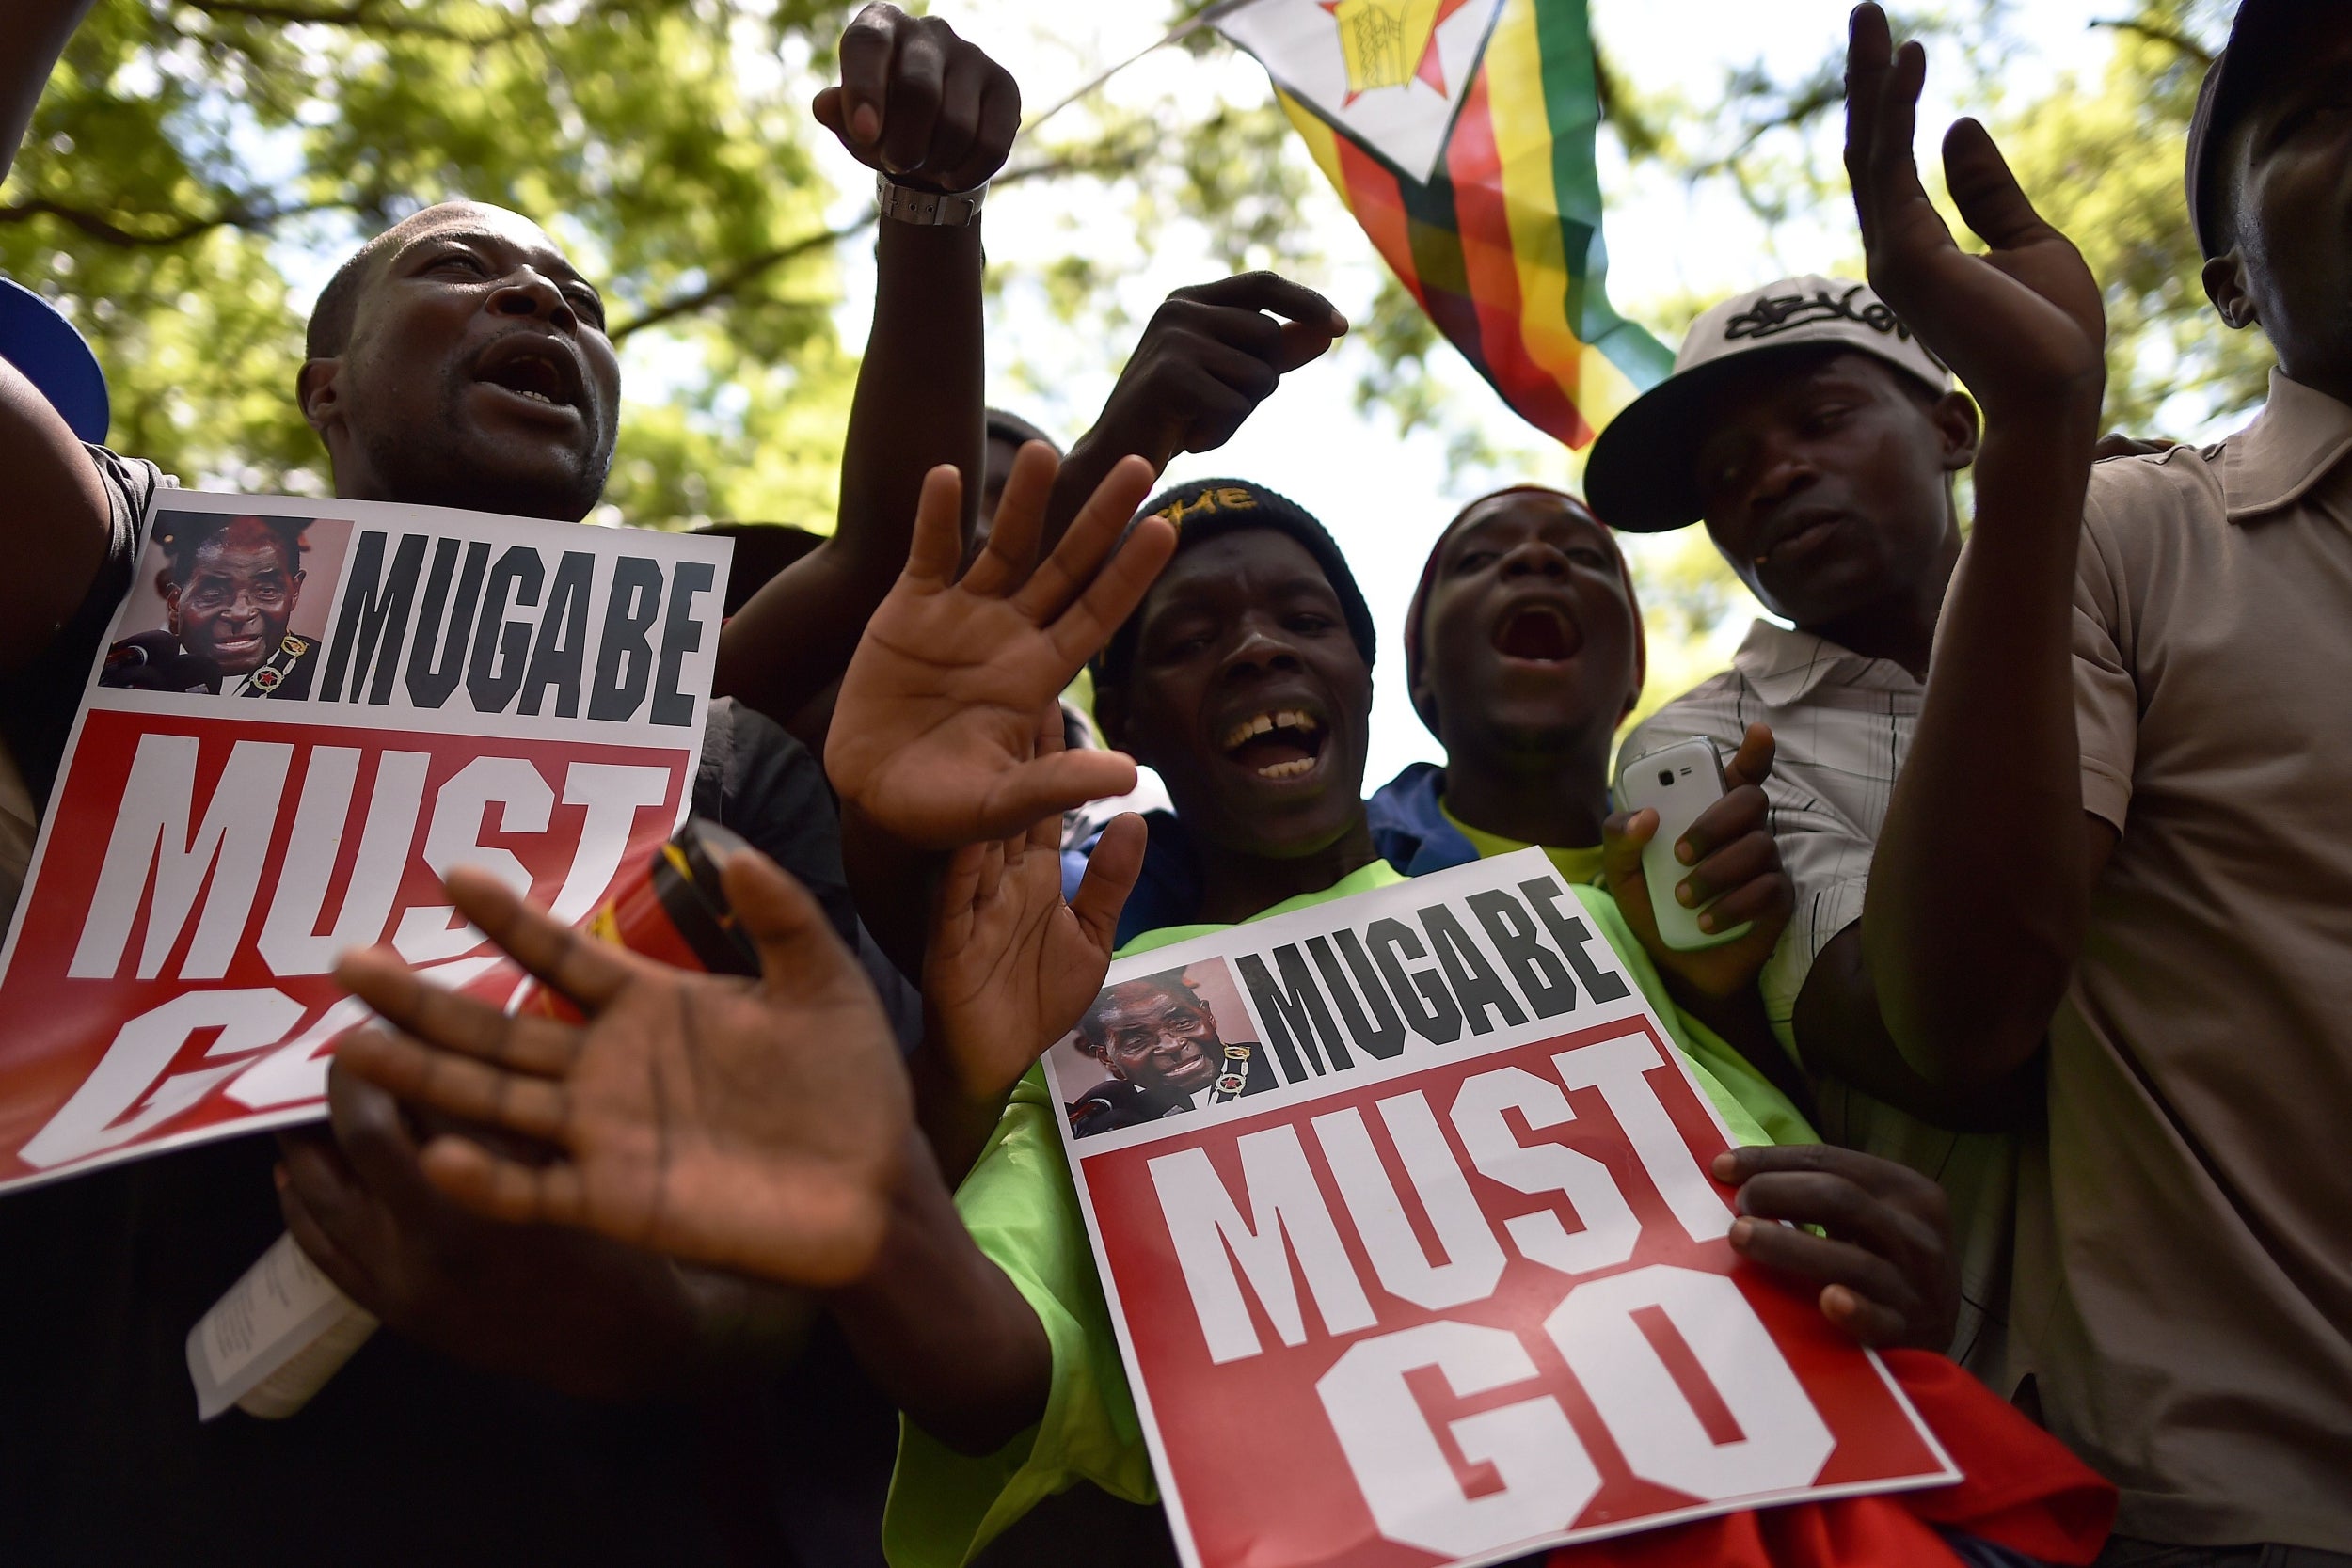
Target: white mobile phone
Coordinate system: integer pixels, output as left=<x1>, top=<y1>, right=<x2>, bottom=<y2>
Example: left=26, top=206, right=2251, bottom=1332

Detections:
left=1614, top=736, right=1753, bottom=952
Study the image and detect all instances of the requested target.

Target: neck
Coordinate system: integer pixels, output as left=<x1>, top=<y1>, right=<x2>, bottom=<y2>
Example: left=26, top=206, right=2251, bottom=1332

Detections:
left=1799, top=525, right=1958, bottom=681
left=2278, top=353, right=2352, bottom=413
left=1195, top=811, right=1379, bottom=927
left=1438, top=731, right=1614, bottom=849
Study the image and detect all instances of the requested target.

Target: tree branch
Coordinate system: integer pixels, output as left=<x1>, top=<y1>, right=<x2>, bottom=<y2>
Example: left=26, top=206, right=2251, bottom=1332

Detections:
left=177, top=0, right=541, bottom=45
left=0, top=195, right=346, bottom=246
left=608, top=152, right=1125, bottom=341
left=2088, top=18, right=2214, bottom=67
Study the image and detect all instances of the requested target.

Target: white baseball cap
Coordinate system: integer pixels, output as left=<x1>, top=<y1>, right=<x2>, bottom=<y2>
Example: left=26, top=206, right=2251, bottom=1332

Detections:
left=1583, top=276, right=1949, bottom=533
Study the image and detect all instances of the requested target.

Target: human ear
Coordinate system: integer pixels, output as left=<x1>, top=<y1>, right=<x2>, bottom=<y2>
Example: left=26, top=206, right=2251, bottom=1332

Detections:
left=295, top=358, right=344, bottom=435
left=1931, top=390, right=1982, bottom=473
left=2203, top=251, right=2260, bottom=331
left=163, top=584, right=182, bottom=636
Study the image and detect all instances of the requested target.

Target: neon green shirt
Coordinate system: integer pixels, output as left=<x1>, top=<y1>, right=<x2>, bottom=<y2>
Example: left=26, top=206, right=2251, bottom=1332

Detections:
left=882, top=860, right=1817, bottom=1568
left=1439, top=800, right=1607, bottom=888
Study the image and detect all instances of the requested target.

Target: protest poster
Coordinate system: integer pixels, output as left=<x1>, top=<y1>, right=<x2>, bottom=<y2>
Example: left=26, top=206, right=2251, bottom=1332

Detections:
left=0, top=490, right=729, bottom=1194
left=1041, top=848, right=1960, bottom=1568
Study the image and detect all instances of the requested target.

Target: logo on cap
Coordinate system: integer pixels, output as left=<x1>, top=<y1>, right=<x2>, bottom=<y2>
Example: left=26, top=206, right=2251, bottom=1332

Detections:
left=1725, top=282, right=1903, bottom=343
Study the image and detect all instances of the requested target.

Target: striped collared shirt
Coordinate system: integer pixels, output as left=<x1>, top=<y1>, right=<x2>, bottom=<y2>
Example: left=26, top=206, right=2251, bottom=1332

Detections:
left=1625, top=619, right=2017, bottom=1384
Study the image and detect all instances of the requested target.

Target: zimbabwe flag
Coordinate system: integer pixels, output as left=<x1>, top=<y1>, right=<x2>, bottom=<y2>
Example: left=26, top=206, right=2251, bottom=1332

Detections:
left=1211, top=0, right=1670, bottom=449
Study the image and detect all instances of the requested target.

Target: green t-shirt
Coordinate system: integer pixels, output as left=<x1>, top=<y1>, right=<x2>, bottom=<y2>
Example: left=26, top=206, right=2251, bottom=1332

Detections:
left=1439, top=800, right=1607, bottom=888
left=882, top=860, right=1817, bottom=1568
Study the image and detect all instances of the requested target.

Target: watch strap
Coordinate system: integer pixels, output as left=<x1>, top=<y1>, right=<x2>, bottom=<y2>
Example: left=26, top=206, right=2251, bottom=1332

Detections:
left=875, top=174, right=987, bottom=227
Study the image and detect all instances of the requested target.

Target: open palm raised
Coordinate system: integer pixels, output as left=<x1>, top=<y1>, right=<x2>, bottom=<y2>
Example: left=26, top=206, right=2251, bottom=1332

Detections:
left=331, top=855, right=911, bottom=1290
left=826, top=443, right=1176, bottom=852
left=1844, top=3, right=2105, bottom=418
left=923, top=706, right=1149, bottom=1104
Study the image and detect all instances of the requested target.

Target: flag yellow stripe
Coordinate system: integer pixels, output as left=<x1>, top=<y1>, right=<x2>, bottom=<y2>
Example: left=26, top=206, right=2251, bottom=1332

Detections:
left=1278, top=88, right=1349, bottom=197
left=1480, top=0, right=1643, bottom=431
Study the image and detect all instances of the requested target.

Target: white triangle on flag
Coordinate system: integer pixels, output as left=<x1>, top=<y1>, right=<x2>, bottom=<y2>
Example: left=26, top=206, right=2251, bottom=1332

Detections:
left=1209, top=0, right=1508, bottom=183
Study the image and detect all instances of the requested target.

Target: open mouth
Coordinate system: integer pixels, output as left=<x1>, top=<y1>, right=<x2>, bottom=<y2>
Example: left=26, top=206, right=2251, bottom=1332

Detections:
left=1491, top=603, right=1582, bottom=663
left=472, top=336, right=587, bottom=415
left=1218, top=708, right=1327, bottom=782
left=210, top=634, right=263, bottom=660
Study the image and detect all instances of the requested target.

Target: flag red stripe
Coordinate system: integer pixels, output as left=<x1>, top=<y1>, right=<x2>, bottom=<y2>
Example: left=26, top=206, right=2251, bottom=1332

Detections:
left=1443, top=70, right=1594, bottom=446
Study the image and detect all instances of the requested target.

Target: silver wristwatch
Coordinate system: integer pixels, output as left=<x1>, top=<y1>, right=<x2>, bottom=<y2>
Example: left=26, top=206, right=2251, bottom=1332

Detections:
left=875, top=173, right=987, bottom=227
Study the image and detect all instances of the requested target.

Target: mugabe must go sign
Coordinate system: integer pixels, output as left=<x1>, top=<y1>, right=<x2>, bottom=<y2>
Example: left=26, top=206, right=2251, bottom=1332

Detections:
left=1040, top=849, right=1958, bottom=1568
left=0, top=489, right=728, bottom=1192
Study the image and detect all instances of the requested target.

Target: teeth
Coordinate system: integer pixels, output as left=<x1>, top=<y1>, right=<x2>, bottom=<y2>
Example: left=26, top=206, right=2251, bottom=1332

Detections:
left=1219, top=710, right=1323, bottom=751
left=1257, top=757, right=1316, bottom=780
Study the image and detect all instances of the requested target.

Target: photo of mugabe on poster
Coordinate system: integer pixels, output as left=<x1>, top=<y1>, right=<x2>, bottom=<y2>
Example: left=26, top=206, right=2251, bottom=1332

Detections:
left=1057, top=960, right=1279, bottom=1135
left=100, top=511, right=350, bottom=699
left=0, top=488, right=730, bottom=1195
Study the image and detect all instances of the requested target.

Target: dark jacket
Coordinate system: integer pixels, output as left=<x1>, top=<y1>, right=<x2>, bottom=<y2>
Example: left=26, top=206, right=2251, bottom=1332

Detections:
left=1365, top=761, right=1479, bottom=877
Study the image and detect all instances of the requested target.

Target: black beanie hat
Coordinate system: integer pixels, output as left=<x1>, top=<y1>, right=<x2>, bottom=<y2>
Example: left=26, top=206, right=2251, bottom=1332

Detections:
left=1092, top=477, right=1377, bottom=688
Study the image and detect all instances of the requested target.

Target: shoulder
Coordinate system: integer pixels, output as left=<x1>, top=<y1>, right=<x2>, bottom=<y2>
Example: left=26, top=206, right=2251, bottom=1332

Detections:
left=82, top=445, right=170, bottom=520
left=2075, top=444, right=2231, bottom=626
left=2083, top=443, right=2225, bottom=554
left=1627, top=672, right=1749, bottom=756
left=694, top=699, right=854, bottom=942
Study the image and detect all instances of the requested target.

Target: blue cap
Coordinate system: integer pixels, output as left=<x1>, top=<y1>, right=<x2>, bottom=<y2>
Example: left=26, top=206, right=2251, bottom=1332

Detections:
left=0, top=277, right=109, bottom=444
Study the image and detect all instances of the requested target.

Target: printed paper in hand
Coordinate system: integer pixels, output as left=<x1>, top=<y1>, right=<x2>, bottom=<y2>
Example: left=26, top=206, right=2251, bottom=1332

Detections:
left=0, top=490, right=729, bottom=1193
left=1041, top=849, right=1959, bottom=1568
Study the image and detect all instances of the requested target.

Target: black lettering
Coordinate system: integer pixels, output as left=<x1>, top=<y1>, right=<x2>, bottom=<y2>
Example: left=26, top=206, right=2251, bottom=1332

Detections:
left=650, top=561, right=715, bottom=727
left=518, top=551, right=594, bottom=718
left=1367, top=917, right=1461, bottom=1046
left=1236, top=946, right=1351, bottom=1080
left=1416, top=904, right=1526, bottom=1036
left=405, top=539, right=489, bottom=710
left=1307, top=933, right=1405, bottom=1059
left=587, top=556, right=665, bottom=721
left=322, top=531, right=428, bottom=704
left=466, top=546, right=543, bottom=714
left=1467, top=888, right=1578, bottom=1018
left=1518, top=877, right=1631, bottom=1003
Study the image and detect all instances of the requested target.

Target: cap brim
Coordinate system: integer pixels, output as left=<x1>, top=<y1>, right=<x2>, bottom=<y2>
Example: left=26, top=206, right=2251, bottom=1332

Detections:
left=1585, top=342, right=1831, bottom=534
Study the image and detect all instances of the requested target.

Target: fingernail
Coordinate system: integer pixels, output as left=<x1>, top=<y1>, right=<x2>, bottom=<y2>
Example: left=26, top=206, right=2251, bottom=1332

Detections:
left=853, top=103, right=880, bottom=143
left=1698, top=911, right=1716, bottom=931
left=1330, top=311, right=1350, bottom=333
left=1676, top=841, right=1695, bottom=865
left=1710, top=1151, right=1737, bottom=1180
left=1729, top=1218, right=1754, bottom=1246
left=1677, top=881, right=1695, bottom=907
left=273, top=1164, right=289, bottom=1192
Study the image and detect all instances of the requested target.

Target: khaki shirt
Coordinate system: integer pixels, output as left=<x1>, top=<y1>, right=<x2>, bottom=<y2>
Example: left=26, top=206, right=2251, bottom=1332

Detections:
left=2021, top=370, right=2352, bottom=1548
left=1630, top=626, right=2019, bottom=1385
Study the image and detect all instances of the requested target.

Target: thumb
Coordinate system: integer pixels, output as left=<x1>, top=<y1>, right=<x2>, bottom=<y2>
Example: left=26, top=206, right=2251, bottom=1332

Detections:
left=1724, top=722, right=1776, bottom=790
left=1273, top=317, right=1344, bottom=374
left=1601, top=809, right=1657, bottom=907
left=1070, top=813, right=1146, bottom=953
left=725, top=849, right=861, bottom=998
